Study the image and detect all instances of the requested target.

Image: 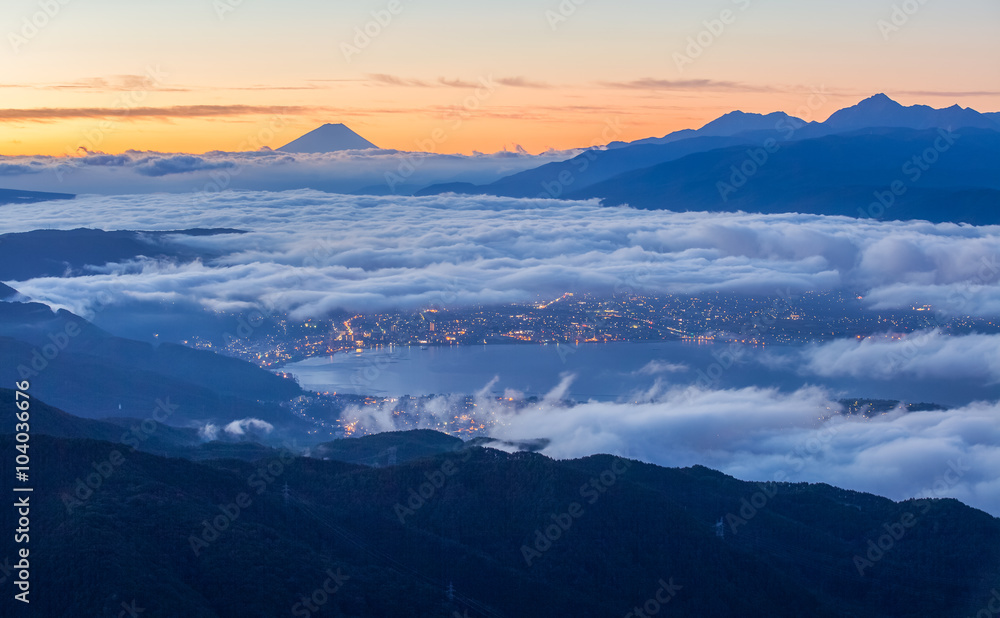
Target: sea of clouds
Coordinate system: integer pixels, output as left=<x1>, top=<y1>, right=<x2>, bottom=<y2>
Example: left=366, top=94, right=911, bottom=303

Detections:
left=3, top=189, right=999, bottom=515
left=3, top=189, right=999, bottom=319
left=0, top=148, right=577, bottom=195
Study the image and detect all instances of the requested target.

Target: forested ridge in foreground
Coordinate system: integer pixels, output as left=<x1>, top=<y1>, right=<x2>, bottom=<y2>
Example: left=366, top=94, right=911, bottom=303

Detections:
left=1, top=413, right=998, bottom=617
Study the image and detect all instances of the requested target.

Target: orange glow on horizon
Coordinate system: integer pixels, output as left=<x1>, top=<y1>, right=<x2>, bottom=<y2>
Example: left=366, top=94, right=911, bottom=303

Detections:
left=2, top=0, right=998, bottom=157
left=0, top=88, right=945, bottom=157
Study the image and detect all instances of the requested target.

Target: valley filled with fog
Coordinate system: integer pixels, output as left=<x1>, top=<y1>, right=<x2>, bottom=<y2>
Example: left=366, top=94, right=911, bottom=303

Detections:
left=3, top=189, right=999, bottom=517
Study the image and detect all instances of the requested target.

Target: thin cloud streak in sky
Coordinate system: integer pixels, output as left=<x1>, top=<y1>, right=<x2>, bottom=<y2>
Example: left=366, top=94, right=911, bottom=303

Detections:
left=601, top=78, right=779, bottom=93
left=0, top=105, right=315, bottom=122
left=366, top=74, right=551, bottom=89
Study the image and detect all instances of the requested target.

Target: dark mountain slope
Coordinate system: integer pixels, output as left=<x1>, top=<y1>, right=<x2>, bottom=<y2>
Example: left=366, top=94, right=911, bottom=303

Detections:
left=1, top=430, right=997, bottom=617
left=570, top=128, right=1000, bottom=224
left=0, top=386, right=196, bottom=449
left=0, top=228, right=244, bottom=281
left=0, top=187, right=74, bottom=205
left=0, top=302, right=302, bottom=424
left=313, top=429, right=465, bottom=465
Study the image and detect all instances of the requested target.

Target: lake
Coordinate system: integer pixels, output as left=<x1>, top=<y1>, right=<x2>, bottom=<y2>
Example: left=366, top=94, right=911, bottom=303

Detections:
left=281, top=341, right=995, bottom=407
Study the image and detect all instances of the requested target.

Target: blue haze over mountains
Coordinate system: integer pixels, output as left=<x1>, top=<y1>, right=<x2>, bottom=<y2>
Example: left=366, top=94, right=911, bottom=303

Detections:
left=418, top=94, right=1000, bottom=225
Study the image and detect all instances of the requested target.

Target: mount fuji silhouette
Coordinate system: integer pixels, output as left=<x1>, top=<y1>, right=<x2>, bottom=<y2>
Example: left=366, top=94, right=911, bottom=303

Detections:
left=277, top=123, right=378, bottom=153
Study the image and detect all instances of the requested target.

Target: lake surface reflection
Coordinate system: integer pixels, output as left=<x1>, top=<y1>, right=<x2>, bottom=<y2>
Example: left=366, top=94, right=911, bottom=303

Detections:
left=281, top=341, right=994, bottom=407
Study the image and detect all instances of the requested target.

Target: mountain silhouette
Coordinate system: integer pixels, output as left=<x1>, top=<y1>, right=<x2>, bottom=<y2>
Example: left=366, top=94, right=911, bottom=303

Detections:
left=277, top=123, right=378, bottom=153
left=817, top=93, right=1000, bottom=134
left=568, top=128, right=1000, bottom=224
left=417, top=95, right=1000, bottom=224
left=3, top=424, right=999, bottom=617
left=0, top=187, right=75, bottom=205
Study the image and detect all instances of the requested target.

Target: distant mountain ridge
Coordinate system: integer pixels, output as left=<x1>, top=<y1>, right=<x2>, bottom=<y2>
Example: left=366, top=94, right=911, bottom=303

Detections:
left=612, top=93, right=1000, bottom=148
left=569, top=127, right=1000, bottom=223
left=819, top=93, right=999, bottom=134
left=612, top=110, right=807, bottom=149
left=0, top=227, right=245, bottom=281
left=416, top=135, right=756, bottom=199
left=0, top=187, right=75, bottom=205
left=416, top=95, right=1000, bottom=224
left=277, top=123, right=378, bottom=153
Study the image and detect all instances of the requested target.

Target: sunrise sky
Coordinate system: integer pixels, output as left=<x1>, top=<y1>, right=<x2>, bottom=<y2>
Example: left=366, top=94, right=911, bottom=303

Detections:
left=2, top=0, right=999, bottom=156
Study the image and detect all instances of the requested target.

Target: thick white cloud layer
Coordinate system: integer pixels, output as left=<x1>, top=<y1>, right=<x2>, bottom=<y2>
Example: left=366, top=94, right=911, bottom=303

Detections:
left=517, top=389, right=1000, bottom=516
left=3, top=189, right=997, bottom=516
left=2, top=190, right=999, bottom=319
left=770, top=331, right=1000, bottom=383
left=342, top=380, right=1000, bottom=515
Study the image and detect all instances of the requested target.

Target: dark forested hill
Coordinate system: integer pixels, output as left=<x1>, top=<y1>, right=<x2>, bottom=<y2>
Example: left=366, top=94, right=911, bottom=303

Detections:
left=313, top=429, right=466, bottom=466
left=1, top=429, right=997, bottom=617
left=0, top=301, right=303, bottom=424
